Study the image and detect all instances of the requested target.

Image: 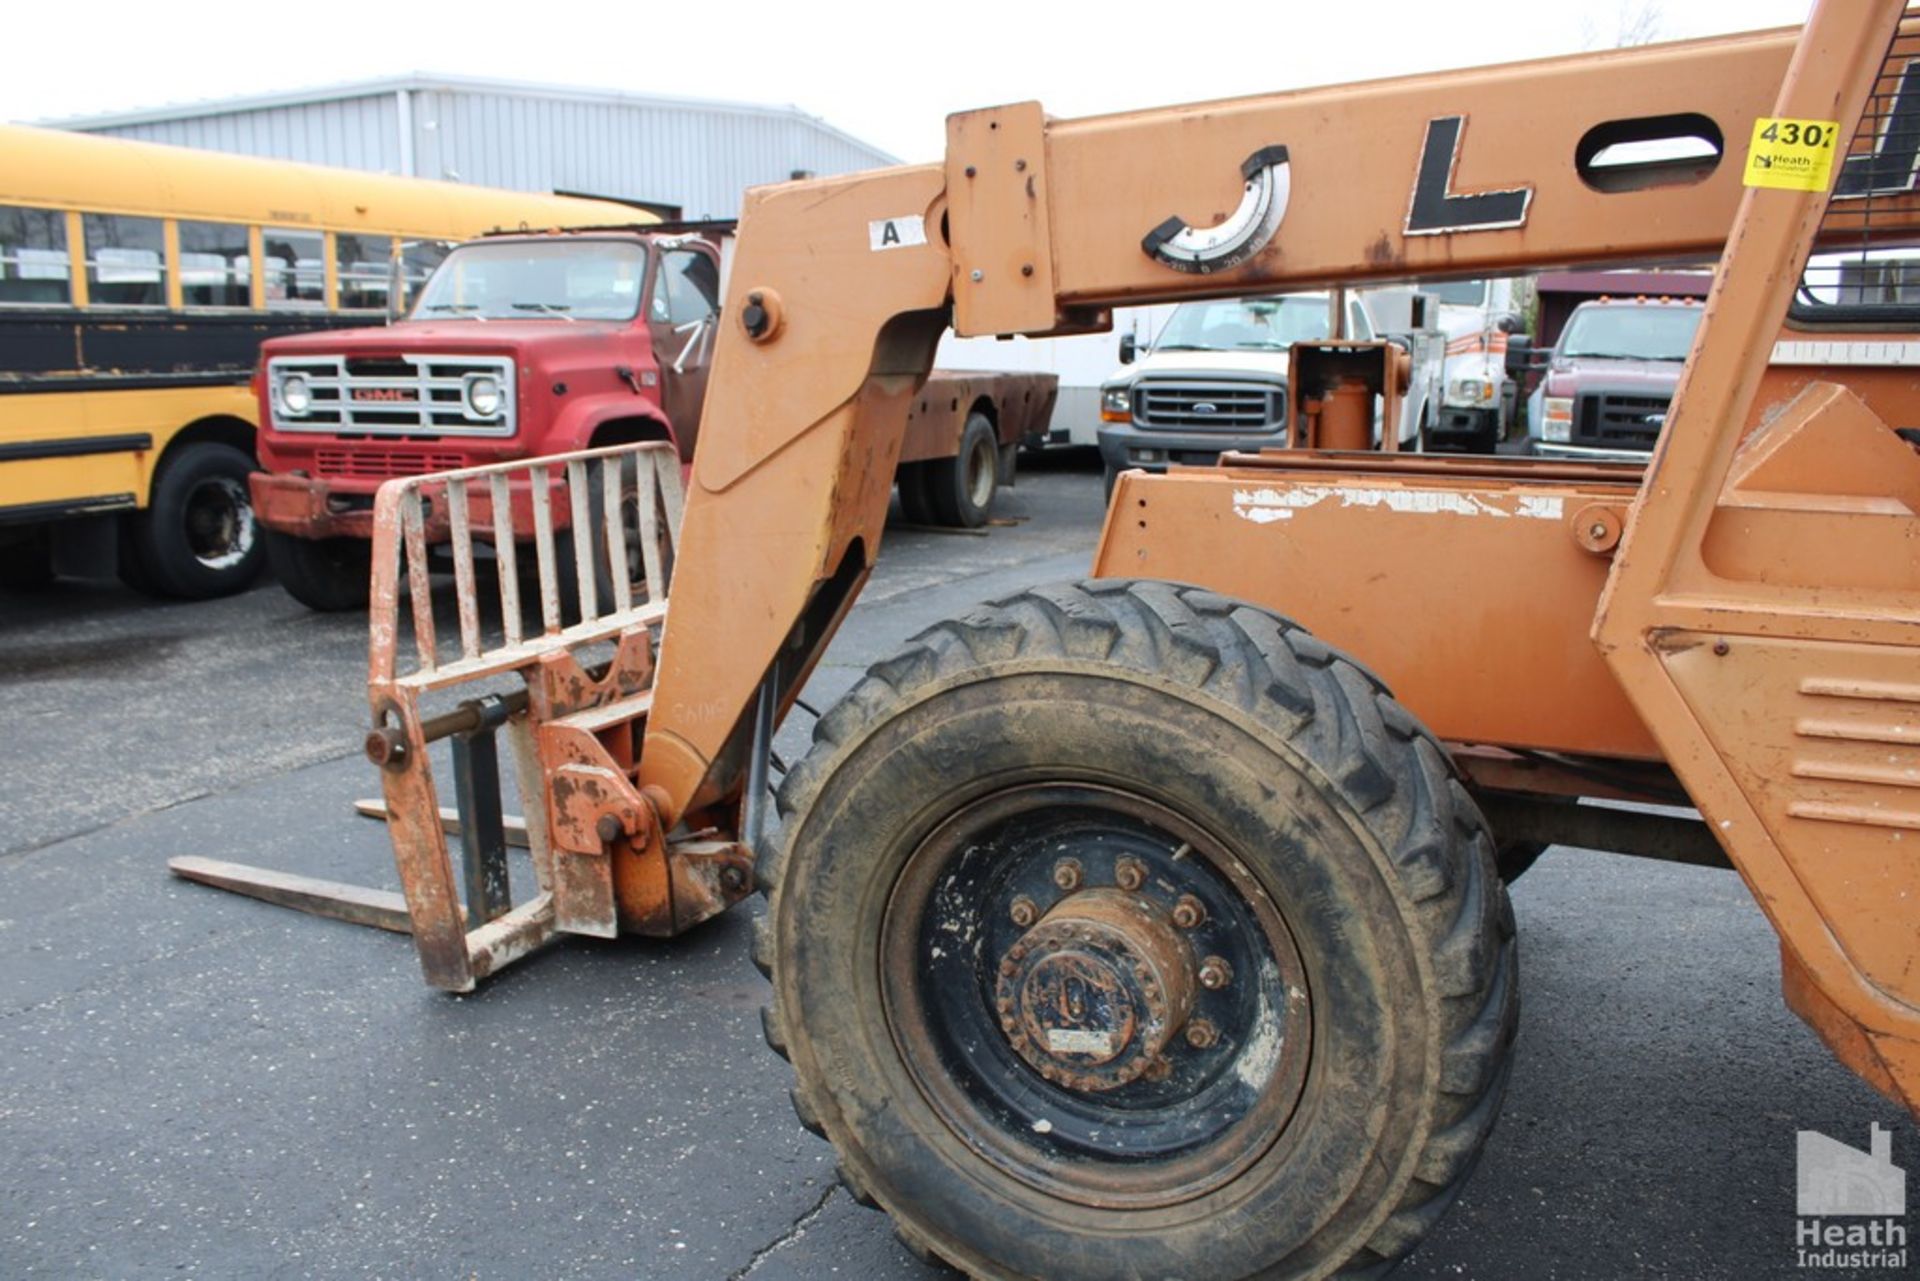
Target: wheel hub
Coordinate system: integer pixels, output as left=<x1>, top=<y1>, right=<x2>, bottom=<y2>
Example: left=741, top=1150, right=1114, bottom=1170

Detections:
left=185, top=477, right=255, bottom=569
left=884, top=783, right=1314, bottom=1206
left=994, top=888, right=1195, bottom=1091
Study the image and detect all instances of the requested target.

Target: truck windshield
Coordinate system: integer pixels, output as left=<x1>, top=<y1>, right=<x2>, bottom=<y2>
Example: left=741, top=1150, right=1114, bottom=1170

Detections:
left=1429, top=279, right=1488, bottom=307
left=1152, top=295, right=1329, bottom=353
left=1558, top=306, right=1703, bottom=361
left=411, top=240, right=648, bottom=321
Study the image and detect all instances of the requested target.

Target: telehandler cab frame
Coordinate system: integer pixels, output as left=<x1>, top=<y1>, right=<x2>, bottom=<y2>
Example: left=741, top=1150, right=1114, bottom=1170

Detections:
left=174, top=2, right=1920, bottom=1276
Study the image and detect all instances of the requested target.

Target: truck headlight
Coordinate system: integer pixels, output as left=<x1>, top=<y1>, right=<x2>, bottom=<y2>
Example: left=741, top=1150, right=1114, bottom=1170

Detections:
left=1542, top=397, right=1573, bottom=443
left=278, top=373, right=313, bottom=417
left=1101, top=386, right=1132, bottom=423
left=465, top=374, right=504, bottom=418
left=1448, top=377, right=1491, bottom=405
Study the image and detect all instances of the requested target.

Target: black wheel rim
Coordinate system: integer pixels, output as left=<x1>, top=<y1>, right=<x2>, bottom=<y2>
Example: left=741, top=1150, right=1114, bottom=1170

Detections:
left=881, top=782, right=1312, bottom=1209
left=184, top=476, right=257, bottom=570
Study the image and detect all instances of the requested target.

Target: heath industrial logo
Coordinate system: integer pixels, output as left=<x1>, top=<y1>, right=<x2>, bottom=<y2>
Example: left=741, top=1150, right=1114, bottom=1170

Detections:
left=1795, top=1123, right=1908, bottom=1270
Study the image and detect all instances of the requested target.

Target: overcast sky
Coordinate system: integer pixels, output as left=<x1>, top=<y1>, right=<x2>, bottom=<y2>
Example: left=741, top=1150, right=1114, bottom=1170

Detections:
left=10, top=0, right=1815, bottom=164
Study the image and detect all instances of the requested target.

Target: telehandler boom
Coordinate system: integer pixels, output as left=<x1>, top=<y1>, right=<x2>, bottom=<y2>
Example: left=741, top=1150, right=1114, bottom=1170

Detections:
left=174, top=1, right=1920, bottom=1276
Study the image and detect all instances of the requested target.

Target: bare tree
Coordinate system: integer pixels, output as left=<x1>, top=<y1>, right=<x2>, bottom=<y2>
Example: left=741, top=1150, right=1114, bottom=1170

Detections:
left=1582, top=1, right=1664, bottom=49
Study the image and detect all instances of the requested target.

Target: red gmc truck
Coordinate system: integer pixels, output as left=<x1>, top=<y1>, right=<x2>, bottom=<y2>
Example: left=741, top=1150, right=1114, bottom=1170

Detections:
left=250, top=225, right=1056, bottom=609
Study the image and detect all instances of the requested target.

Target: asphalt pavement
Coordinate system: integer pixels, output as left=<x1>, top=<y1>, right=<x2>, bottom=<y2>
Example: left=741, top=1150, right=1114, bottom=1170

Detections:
left=0, top=452, right=1907, bottom=1280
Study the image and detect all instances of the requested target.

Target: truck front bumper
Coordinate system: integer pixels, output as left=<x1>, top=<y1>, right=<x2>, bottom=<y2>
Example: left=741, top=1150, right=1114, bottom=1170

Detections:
left=1530, top=440, right=1650, bottom=465
left=1425, top=405, right=1499, bottom=449
left=250, top=473, right=404, bottom=541
left=1097, top=424, right=1288, bottom=475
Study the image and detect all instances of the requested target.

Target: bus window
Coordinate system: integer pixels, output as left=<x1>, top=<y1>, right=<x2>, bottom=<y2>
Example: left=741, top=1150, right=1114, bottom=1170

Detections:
left=0, top=204, right=70, bottom=305
left=400, top=239, right=452, bottom=309
left=264, top=228, right=325, bottom=309
left=178, top=220, right=252, bottom=308
left=337, top=234, right=395, bottom=311
left=83, top=213, right=166, bottom=306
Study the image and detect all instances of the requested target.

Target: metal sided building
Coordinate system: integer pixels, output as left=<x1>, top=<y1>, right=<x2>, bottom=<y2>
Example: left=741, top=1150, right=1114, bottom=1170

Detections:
left=47, top=75, right=897, bottom=220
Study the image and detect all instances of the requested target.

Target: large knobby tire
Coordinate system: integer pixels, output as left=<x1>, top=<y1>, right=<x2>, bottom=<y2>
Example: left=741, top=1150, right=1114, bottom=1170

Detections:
left=265, top=530, right=371, bottom=612
left=122, top=442, right=265, bottom=599
left=758, top=580, right=1518, bottom=1279
left=925, top=412, right=1000, bottom=529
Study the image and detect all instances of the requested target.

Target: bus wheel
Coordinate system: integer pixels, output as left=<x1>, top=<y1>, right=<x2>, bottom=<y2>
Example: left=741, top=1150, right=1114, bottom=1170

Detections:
left=125, top=443, right=265, bottom=599
left=266, top=531, right=371, bottom=612
left=761, top=581, right=1518, bottom=1280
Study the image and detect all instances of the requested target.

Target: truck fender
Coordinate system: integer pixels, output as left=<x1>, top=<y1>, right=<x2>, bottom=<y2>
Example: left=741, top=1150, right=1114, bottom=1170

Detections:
left=550, top=393, right=679, bottom=455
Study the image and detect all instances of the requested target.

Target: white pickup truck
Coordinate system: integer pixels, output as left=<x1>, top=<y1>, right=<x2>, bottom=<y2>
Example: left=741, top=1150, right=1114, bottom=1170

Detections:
left=1094, top=291, right=1442, bottom=493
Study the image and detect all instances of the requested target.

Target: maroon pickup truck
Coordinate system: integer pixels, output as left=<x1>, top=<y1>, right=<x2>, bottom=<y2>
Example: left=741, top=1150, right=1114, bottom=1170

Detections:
left=251, top=226, right=1056, bottom=609
left=1529, top=297, right=1704, bottom=462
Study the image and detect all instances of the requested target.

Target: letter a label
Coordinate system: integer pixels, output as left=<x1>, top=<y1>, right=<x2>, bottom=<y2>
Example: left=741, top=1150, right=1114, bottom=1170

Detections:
left=869, top=215, right=928, bottom=251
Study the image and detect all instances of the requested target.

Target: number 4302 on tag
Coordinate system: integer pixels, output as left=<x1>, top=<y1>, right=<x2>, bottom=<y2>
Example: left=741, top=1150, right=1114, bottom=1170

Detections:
left=1744, top=117, right=1842, bottom=192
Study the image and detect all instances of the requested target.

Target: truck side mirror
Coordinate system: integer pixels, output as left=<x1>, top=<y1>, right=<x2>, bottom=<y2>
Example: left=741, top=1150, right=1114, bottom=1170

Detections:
left=1504, top=335, right=1534, bottom=379
left=1119, top=333, right=1137, bottom=364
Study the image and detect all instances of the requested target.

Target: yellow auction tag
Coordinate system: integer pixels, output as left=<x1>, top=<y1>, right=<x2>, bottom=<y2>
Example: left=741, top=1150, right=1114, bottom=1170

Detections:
left=1744, top=117, right=1841, bottom=191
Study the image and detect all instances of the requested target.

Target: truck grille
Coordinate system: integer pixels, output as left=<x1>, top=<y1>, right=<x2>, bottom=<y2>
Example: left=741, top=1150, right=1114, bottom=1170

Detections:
left=1133, top=379, right=1283, bottom=432
left=267, top=353, right=515, bottom=437
left=314, top=448, right=467, bottom=479
left=1571, top=391, right=1671, bottom=450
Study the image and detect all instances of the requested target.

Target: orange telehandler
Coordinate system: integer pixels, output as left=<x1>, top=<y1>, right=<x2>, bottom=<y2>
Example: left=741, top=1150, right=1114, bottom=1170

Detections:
left=173, top=1, right=1920, bottom=1275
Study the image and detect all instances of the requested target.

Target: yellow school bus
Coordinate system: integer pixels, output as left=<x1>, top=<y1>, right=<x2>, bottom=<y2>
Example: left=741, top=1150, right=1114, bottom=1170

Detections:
left=0, top=123, right=644, bottom=598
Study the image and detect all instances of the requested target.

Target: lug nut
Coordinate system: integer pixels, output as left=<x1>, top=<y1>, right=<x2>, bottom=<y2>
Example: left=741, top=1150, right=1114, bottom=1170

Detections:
left=1052, top=859, right=1083, bottom=892
left=1185, top=1018, right=1219, bottom=1049
left=1114, top=857, right=1146, bottom=892
left=1172, top=895, right=1207, bottom=929
left=1198, top=956, right=1234, bottom=990
left=719, top=864, right=749, bottom=894
left=1141, top=1055, right=1173, bottom=1083
left=1009, top=895, right=1039, bottom=928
